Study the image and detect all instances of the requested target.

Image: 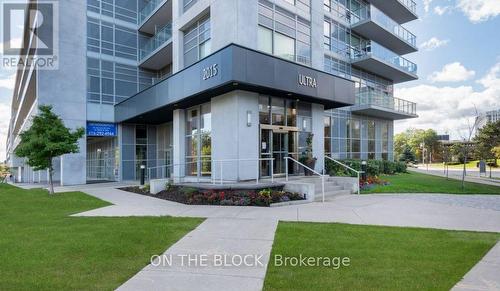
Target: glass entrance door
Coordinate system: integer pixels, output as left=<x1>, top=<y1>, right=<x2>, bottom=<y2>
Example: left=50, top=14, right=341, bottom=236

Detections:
left=260, top=127, right=298, bottom=177
left=272, top=132, right=287, bottom=175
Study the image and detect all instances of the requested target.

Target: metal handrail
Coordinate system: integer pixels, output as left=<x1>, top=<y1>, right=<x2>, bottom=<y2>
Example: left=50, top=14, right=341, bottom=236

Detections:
left=211, top=158, right=275, bottom=185
left=284, top=156, right=326, bottom=203
left=324, top=156, right=361, bottom=195
left=147, top=160, right=200, bottom=182
left=148, top=158, right=276, bottom=185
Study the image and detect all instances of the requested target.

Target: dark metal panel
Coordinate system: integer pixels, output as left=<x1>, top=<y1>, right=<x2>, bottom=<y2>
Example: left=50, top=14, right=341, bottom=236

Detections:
left=115, top=44, right=356, bottom=123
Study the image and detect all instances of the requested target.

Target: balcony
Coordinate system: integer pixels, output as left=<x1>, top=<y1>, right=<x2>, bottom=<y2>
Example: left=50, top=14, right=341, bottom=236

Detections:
left=350, top=91, right=417, bottom=120
left=369, top=0, right=417, bottom=24
left=139, top=23, right=173, bottom=70
left=351, top=5, right=417, bottom=55
left=351, top=41, right=418, bottom=83
left=138, top=0, right=172, bottom=34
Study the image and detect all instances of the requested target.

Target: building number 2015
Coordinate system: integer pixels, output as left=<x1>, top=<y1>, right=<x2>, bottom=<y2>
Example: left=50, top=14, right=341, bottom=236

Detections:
left=203, top=64, right=219, bottom=80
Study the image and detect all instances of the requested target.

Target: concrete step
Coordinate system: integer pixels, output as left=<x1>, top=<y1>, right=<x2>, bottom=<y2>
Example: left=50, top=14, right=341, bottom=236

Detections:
left=314, top=183, right=343, bottom=194
left=314, top=189, right=352, bottom=202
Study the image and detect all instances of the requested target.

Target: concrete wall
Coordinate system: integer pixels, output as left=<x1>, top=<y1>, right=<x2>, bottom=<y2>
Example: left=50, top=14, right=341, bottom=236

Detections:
left=312, top=103, right=325, bottom=173
left=173, top=109, right=186, bottom=178
left=36, top=0, right=87, bottom=185
left=211, top=91, right=260, bottom=181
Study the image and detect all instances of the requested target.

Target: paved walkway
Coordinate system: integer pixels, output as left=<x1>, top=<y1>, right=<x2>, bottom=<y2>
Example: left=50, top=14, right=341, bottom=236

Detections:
left=118, top=218, right=277, bottom=291
left=74, top=187, right=500, bottom=233
left=61, top=185, right=500, bottom=290
left=453, top=242, right=500, bottom=291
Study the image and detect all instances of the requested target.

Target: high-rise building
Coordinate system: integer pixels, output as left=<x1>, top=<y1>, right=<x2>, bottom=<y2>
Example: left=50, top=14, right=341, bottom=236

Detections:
left=6, top=0, right=418, bottom=185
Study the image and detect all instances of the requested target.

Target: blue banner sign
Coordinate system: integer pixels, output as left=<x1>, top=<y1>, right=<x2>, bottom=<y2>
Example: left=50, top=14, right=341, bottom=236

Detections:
left=87, top=122, right=117, bottom=137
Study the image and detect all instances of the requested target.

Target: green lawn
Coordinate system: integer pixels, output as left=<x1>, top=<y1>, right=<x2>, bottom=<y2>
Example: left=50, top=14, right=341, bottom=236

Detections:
left=264, top=222, right=499, bottom=291
left=0, top=183, right=203, bottom=290
left=362, top=172, right=500, bottom=194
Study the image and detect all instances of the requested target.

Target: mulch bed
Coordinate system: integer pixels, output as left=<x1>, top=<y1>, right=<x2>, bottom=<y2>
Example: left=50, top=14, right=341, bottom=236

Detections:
left=119, top=185, right=305, bottom=207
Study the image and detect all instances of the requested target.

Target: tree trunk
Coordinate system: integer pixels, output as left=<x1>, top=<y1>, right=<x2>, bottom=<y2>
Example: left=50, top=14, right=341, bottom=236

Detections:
left=462, top=149, right=467, bottom=190
left=48, top=159, right=54, bottom=195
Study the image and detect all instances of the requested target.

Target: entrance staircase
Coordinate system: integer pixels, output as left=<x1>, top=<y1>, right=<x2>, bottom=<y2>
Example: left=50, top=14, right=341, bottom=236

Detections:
left=283, top=176, right=357, bottom=202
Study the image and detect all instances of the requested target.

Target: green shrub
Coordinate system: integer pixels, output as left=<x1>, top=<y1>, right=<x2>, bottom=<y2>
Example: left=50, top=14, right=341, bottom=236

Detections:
left=325, top=159, right=407, bottom=177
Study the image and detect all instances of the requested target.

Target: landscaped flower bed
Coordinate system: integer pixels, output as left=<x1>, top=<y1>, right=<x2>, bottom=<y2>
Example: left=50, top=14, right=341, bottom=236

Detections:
left=120, top=185, right=305, bottom=207
left=359, top=176, right=390, bottom=191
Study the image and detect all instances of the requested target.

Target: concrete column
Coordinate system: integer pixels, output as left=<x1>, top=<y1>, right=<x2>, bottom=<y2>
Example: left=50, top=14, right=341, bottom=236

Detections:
left=310, top=0, right=325, bottom=70
left=173, top=109, right=186, bottom=179
left=211, top=91, right=259, bottom=181
left=312, top=103, right=325, bottom=173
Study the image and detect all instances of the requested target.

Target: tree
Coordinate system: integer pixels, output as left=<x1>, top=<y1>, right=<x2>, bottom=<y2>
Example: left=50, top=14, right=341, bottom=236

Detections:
left=474, top=120, right=500, bottom=173
left=398, top=145, right=416, bottom=163
left=0, top=164, right=9, bottom=183
left=15, top=105, right=85, bottom=194
left=457, top=110, right=481, bottom=190
left=492, top=146, right=500, bottom=161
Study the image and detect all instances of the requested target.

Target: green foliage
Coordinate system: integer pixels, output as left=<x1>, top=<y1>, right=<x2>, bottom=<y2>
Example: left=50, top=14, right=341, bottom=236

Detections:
left=15, top=105, right=85, bottom=171
left=398, top=145, right=416, bottom=163
left=474, top=120, right=500, bottom=161
left=493, top=146, right=500, bottom=160
left=299, top=133, right=316, bottom=163
left=394, top=128, right=441, bottom=162
left=14, top=105, right=84, bottom=193
left=0, top=164, right=10, bottom=183
left=325, top=159, right=407, bottom=177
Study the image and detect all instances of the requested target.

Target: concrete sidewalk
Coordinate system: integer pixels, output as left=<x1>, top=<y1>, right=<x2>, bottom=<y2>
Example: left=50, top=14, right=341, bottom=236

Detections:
left=66, top=185, right=500, bottom=291
left=118, top=218, right=278, bottom=291
left=453, top=242, right=500, bottom=291
left=73, top=187, right=500, bottom=233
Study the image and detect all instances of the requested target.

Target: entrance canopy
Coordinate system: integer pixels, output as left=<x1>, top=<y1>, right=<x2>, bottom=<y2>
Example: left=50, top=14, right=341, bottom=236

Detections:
left=115, top=44, right=355, bottom=124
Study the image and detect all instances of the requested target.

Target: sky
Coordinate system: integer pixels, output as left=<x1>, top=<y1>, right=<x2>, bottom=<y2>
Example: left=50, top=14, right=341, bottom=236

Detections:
left=1, top=0, right=500, bottom=161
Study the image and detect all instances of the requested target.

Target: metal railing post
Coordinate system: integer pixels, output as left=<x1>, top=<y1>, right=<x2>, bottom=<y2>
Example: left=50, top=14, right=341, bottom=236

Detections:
left=220, top=163, right=223, bottom=185
left=271, top=159, right=274, bottom=183
left=357, top=172, right=360, bottom=195
left=322, top=175, right=325, bottom=203
left=285, top=157, right=289, bottom=182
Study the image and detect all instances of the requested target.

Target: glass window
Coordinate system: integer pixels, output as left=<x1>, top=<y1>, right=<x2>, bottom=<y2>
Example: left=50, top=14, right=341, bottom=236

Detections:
left=324, top=116, right=331, bottom=138
left=183, top=16, right=211, bottom=67
left=258, top=1, right=311, bottom=65
left=271, top=98, right=286, bottom=126
left=274, top=33, right=295, bottom=61
left=259, top=96, right=271, bottom=124
left=258, top=26, right=273, bottom=54
left=185, top=104, right=212, bottom=177
left=286, top=100, right=297, bottom=127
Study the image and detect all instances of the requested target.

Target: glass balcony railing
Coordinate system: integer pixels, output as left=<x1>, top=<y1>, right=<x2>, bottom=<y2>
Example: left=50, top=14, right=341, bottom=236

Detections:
left=398, top=0, right=417, bottom=15
left=139, top=23, right=172, bottom=61
left=356, top=91, right=417, bottom=115
left=138, top=0, right=167, bottom=25
left=351, top=41, right=418, bottom=75
left=351, top=4, right=416, bottom=48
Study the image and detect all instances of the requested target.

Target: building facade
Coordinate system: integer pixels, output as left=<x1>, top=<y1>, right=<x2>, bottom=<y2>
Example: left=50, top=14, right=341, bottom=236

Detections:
left=6, top=0, right=418, bottom=185
left=485, top=109, right=500, bottom=124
